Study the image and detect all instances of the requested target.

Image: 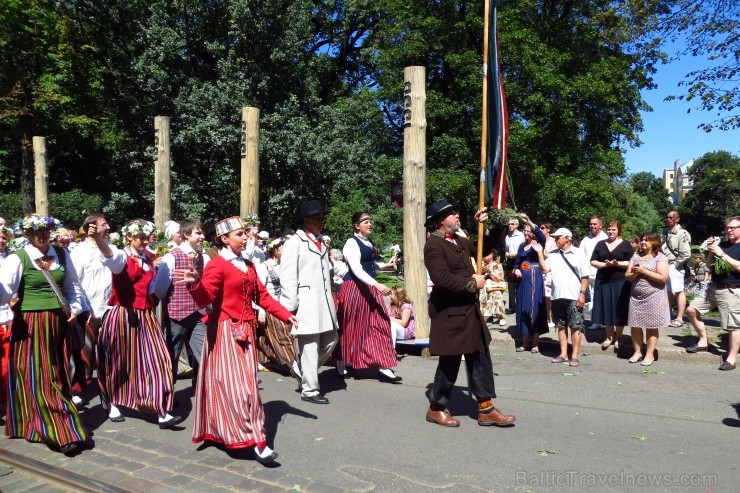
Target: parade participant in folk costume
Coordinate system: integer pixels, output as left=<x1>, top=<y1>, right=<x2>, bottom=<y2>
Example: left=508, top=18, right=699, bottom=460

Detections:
left=152, top=219, right=209, bottom=383
left=336, top=210, right=400, bottom=383
left=255, top=236, right=299, bottom=374
left=69, top=214, right=114, bottom=407
left=424, top=200, right=516, bottom=428
left=89, top=219, right=182, bottom=429
left=0, top=225, right=13, bottom=406
left=0, top=214, right=88, bottom=455
left=280, top=200, right=339, bottom=403
left=174, top=216, right=298, bottom=464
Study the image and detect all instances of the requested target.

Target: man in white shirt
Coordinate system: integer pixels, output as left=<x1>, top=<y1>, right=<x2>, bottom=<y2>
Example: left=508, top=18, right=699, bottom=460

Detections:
left=541, top=228, right=590, bottom=367
left=580, top=215, right=607, bottom=324
left=69, top=214, right=115, bottom=404
left=504, top=217, right=525, bottom=313
left=152, top=219, right=209, bottom=383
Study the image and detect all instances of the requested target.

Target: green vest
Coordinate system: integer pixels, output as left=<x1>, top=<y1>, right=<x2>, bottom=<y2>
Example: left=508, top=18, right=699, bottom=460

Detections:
left=15, top=246, right=66, bottom=312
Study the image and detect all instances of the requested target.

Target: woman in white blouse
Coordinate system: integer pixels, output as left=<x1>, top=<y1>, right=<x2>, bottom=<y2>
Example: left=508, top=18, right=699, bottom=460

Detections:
left=335, top=211, right=401, bottom=383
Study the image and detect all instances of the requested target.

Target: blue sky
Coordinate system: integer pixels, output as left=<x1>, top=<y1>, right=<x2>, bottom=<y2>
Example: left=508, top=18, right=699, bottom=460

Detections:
left=622, top=49, right=739, bottom=178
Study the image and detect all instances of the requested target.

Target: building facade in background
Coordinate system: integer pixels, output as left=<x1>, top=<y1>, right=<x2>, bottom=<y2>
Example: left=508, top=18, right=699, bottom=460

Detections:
left=663, top=159, right=693, bottom=205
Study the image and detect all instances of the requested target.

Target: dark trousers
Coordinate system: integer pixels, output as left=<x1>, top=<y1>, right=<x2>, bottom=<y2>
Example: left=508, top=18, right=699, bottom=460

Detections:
left=164, top=311, right=206, bottom=382
left=426, top=341, right=496, bottom=407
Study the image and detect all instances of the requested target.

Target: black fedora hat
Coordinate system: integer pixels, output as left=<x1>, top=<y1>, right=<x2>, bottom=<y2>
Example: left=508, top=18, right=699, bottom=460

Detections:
left=425, top=200, right=457, bottom=226
left=296, top=199, right=324, bottom=224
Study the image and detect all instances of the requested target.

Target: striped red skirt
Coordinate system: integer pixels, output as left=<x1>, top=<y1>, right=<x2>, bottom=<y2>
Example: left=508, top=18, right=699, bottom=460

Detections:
left=6, top=310, right=88, bottom=447
left=337, top=278, right=396, bottom=369
left=192, top=319, right=266, bottom=449
left=96, top=306, right=173, bottom=416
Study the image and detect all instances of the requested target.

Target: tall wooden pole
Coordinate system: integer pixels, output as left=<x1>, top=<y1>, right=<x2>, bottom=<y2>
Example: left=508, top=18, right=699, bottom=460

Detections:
left=33, top=136, right=49, bottom=216
left=240, top=107, right=260, bottom=218
left=402, top=66, right=429, bottom=342
left=476, top=0, right=492, bottom=274
left=154, top=116, right=171, bottom=230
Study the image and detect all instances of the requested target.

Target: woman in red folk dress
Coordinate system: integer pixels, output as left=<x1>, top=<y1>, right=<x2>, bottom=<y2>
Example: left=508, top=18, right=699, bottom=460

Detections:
left=175, top=216, right=297, bottom=464
left=92, top=219, right=182, bottom=428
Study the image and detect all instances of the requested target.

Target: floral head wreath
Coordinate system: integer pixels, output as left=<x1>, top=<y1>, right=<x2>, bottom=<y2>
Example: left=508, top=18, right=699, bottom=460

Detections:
left=14, top=214, right=62, bottom=235
left=0, top=225, right=14, bottom=238
left=121, top=219, right=156, bottom=238
left=242, top=213, right=260, bottom=228
left=267, top=237, right=284, bottom=251
left=52, top=228, right=75, bottom=243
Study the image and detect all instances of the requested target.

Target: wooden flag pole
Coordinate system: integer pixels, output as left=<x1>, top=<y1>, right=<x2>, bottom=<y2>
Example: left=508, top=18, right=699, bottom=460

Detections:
left=476, top=0, right=491, bottom=274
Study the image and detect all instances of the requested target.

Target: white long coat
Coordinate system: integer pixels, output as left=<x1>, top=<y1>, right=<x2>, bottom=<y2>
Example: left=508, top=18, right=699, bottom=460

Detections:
left=280, top=229, right=338, bottom=335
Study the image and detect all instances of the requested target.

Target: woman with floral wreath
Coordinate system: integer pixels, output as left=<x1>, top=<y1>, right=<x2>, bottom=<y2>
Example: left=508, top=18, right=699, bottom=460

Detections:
left=255, top=236, right=299, bottom=375
left=89, top=219, right=182, bottom=428
left=174, top=216, right=298, bottom=464
left=0, top=214, right=88, bottom=455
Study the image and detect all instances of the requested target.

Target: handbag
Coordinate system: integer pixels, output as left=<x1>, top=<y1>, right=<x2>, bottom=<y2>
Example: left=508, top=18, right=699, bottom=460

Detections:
left=35, top=255, right=85, bottom=351
left=558, top=251, right=591, bottom=302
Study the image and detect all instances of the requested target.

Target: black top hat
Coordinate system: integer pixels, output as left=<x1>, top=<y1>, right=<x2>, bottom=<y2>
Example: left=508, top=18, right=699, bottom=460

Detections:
left=296, top=199, right=324, bottom=224
left=425, top=200, right=457, bottom=227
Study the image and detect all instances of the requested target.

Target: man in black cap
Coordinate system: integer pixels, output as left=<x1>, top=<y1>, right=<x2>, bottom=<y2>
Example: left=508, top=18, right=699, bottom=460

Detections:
left=424, top=200, right=516, bottom=428
left=280, top=200, right=339, bottom=404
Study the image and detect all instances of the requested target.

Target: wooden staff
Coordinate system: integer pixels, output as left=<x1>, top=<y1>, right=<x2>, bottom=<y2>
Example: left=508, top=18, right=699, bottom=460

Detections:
left=476, top=0, right=492, bottom=274
left=33, top=136, right=49, bottom=216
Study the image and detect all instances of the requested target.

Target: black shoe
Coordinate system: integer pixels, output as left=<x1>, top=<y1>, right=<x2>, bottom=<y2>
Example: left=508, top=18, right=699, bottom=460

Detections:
left=60, top=442, right=79, bottom=455
left=301, top=394, right=329, bottom=404
left=109, top=415, right=125, bottom=423
left=159, top=415, right=185, bottom=429
left=254, top=450, right=279, bottom=464
left=379, top=374, right=403, bottom=384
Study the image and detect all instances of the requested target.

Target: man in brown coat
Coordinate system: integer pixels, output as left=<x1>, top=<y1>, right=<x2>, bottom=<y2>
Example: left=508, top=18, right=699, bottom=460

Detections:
left=423, top=200, right=516, bottom=428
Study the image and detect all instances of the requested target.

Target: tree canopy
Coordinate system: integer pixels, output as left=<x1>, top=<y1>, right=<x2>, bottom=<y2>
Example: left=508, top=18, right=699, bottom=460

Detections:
left=0, top=0, right=724, bottom=246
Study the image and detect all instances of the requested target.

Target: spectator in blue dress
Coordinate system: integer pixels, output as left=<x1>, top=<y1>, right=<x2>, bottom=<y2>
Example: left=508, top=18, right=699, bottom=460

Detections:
left=511, top=213, right=548, bottom=353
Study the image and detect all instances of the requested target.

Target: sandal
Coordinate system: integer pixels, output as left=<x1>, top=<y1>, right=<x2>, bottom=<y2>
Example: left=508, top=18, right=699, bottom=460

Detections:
left=601, top=338, right=613, bottom=350
left=569, top=358, right=580, bottom=367
left=516, top=346, right=528, bottom=352
left=530, top=347, right=539, bottom=354
left=686, top=344, right=708, bottom=353
left=551, top=355, right=567, bottom=363
left=628, top=355, right=643, bottom=363
left=719, top=361, right=736, bottom=371
left=669, top=319, right=684, bottom=328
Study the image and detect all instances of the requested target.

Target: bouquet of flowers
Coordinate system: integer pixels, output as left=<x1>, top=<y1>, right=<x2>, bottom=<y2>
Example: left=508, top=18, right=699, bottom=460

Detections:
left=154, top=231, right=169, bottom=257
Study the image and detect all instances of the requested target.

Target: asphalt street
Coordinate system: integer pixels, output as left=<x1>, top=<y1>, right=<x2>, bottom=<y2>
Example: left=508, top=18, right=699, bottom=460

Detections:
left=0, top=319, right=735, bottom=493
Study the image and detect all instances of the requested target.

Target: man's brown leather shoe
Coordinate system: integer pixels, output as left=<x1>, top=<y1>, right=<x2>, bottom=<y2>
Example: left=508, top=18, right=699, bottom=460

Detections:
left=426, top=407, right=460, bottom=427
left=478, top=406, right=516, bottom=426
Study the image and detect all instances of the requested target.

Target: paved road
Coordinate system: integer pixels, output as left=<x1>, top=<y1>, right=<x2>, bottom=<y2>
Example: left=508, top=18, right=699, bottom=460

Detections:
left=1, top=318, right=735, bottom=493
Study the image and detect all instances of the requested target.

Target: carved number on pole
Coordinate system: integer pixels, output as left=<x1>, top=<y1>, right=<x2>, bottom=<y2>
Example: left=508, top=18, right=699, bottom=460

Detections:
left=240, top=121, right=247, bottom=159
left=403, top=81, right=412, bottom=128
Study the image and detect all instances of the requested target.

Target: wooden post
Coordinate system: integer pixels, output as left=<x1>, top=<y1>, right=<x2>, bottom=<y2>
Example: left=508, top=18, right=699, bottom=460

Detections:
left=154, top=116, right=171, bottom=231
left=33, top=136, right=49, bottom=216
left=403, top=66, right=429, bottom=352
left=240, top=107, right=260, bottom=218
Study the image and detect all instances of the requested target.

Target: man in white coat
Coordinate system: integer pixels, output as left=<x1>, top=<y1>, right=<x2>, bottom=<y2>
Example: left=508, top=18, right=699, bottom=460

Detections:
left=280, top=200, right=339, bottom=404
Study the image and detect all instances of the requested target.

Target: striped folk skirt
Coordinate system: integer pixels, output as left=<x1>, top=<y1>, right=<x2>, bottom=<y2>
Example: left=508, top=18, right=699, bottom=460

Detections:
left=256, top=313, right=296, bottom=369
left=96, top=306, right=173, bottom=416
left=192, top=319, right=266, bottom=449
left=6, top=310, right=88, bottom=447
left=337, top=278, right=396, bottom=370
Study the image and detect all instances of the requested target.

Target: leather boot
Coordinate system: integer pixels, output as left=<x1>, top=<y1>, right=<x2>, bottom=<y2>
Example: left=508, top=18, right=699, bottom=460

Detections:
left=425, top=407, right=460, bottom=427
left=478, top=406, right=516, bottom=426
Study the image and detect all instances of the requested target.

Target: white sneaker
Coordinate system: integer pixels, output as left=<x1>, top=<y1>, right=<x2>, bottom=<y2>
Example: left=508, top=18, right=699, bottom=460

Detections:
left=499, top=319, right=508, bottom=326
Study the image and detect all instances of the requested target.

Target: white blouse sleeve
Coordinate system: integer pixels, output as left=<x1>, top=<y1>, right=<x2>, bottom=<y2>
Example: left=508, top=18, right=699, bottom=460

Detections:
left=100, top=246, right=128, bottom=275
left=0, top=254, right=22, bottom=305
left=343, top=239, right=377, bottom=286
left=61, top=251, right=85, bottom=315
